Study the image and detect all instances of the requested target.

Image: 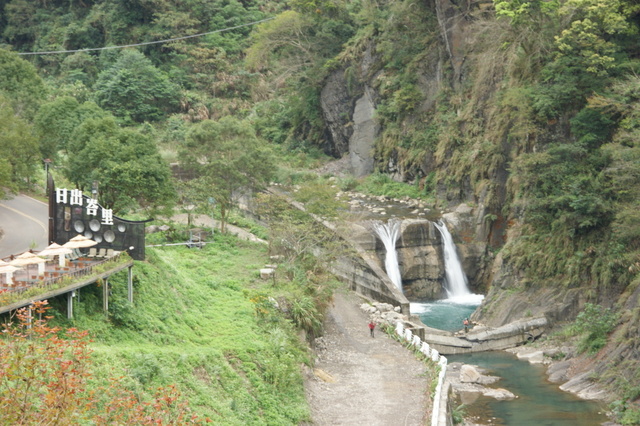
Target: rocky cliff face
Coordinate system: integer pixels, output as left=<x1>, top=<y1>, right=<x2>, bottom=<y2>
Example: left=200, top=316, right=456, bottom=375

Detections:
left=395, top=219, right=444, bottom=299
left=317, top=0, right=508, bottom=319
left=320, top=70, right=353, bottom=158
left=313, top=0, right=639, bottom=409
left=320, top=41, right=382, bottom=177
left=349, top=87, right=378, bottom=177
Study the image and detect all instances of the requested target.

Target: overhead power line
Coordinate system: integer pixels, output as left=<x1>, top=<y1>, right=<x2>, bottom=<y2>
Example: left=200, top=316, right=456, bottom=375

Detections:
left=17, top=17, right=275, bottom=56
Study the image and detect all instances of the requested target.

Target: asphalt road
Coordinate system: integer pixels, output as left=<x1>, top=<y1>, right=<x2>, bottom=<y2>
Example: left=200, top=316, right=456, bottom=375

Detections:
left=0, top=194, right=49, bottom=259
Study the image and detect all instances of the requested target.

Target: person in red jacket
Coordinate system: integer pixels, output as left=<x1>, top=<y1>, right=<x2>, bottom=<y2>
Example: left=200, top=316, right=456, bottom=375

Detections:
left=368, top=321, right=376, bottom=337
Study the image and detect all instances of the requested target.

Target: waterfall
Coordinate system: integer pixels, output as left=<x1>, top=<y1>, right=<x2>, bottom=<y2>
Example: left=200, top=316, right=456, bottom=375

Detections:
left=372, top=219, right=403, bottom=290
left=433, top=220, right=484, bottom=304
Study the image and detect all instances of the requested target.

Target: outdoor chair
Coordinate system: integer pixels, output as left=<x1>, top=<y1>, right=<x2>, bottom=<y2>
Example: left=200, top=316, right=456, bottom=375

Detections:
left=106, top=249, right=115, bottom=257
left=87, top=248, right=97, bottom=258
left=75, top=248, right=83, bottom=259
left=97, top=248, right=107, bottom=258
left=69, top=248, right=84, bottom=262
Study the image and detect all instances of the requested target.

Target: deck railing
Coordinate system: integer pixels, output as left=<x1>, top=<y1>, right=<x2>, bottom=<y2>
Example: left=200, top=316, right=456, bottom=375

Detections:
left=0, top=252, right=131, bottom=307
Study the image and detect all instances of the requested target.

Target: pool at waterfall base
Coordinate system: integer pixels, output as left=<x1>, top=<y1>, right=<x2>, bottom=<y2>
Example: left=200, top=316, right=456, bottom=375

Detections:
left=411, top=298, right=480, bottom=332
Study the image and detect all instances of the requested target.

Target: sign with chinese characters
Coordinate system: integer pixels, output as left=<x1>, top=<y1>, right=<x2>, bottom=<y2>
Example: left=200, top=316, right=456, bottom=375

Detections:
left=49, top=184, right=150, bottom=260
left=56, top=188, right=114, bottom=225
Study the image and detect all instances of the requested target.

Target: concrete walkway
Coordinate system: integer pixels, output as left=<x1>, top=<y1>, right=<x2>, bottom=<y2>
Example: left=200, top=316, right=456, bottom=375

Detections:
left=169, top=213, right=267, bottom=244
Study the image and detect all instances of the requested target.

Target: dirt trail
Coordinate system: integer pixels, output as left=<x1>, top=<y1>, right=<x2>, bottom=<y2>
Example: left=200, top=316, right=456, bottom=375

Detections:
left=171, top=213, right=431, bottom=424
left=304, top=290, right=430, bottom=425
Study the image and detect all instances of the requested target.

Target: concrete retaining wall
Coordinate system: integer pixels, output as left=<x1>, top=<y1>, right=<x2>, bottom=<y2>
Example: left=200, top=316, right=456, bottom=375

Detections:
left=266, top=188, right=412, bottom=314
left=394, top=322, right=452, bottom=426
left=425, top=317, right=548, bottom=355
left=330, top=242, right=410, bottom=314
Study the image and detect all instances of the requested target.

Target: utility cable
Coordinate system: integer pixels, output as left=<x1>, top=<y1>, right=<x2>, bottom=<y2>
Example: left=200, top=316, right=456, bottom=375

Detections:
left=17, top=16, right=275, bottom=56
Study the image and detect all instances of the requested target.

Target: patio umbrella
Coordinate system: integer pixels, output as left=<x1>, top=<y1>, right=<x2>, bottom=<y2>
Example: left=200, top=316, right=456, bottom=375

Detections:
left=38, top=242, right=73, bottom=267
left=63, top=235, right=98, bottom=260
left=0, top=260, right=19, bottom=285
left=62, top=234, right=98, bottom=248
left=10, top=251, right=47, bottom=277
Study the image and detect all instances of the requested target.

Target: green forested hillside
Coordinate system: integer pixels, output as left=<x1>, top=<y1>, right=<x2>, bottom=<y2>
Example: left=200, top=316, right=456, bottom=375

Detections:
left=2, top=0, right=640, bottom=422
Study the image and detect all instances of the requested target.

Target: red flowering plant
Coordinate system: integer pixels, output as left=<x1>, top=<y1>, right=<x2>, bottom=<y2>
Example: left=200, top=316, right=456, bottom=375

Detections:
left=0, top=300, right=208, bottom=424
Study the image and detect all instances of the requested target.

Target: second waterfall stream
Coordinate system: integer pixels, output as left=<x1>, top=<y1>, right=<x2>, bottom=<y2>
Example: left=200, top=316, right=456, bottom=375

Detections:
left=433, top=220, right=484, bottom=305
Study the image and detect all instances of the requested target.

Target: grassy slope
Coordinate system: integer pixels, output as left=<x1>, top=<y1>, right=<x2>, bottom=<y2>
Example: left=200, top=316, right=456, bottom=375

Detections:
left=50, top=234, right=310, bottom=424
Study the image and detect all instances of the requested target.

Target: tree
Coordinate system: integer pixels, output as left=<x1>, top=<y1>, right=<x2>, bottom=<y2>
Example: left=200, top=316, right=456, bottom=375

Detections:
left=179, top=116, right=275, bottom=232
left=555, top=0, right=638, bottom=76
left=592, top=76, right=640, bottom=247
left=0, top=96, right=40, bottom=194
left=245, top=11, right=315, bottom=73
left=1, top=0, right=38, bottom=49
left=0, top=48, right=47, bottom=119
left=93, top=49, right=180, bottom=123
left=0, top=301, right=93, bottom=424
left=511, top=143, right=613, bottom=233
left=0, top=158, right=12, bottom=198
left=494, top=0, right=559, bottom=25
left=59, top=52, right=100, bottom=86
left=65, top=116, right=176, bottom=213
left=531, top=0, right=640, bottom=118
left=34, top=97, right=106, bottom=160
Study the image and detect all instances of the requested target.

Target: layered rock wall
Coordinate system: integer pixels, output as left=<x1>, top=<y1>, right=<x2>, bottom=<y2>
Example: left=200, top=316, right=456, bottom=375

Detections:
left=395, top=219, right=444, bottom=299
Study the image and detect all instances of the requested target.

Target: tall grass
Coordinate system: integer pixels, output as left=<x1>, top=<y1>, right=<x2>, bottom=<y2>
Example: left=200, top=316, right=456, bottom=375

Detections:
left=355, top=172, right=426, bottom=199
left=47, top=235, right=311, bottom=424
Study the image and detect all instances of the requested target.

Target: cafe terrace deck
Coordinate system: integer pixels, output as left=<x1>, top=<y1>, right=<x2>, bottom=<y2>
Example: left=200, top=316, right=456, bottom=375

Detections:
left=0, top=250, right=134, bottom=318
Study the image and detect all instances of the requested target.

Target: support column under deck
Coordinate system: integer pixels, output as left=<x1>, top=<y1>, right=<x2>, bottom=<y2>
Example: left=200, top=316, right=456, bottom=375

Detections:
left=128, top=266, right=133, bottom=303
left=103, top=279, right=109, bottom=315
left=67, top=291, right=73, bottom=319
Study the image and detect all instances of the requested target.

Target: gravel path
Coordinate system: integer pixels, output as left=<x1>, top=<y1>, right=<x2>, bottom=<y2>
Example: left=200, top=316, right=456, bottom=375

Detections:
left=172, top=213, right=432, bottom=424
left=304, top=290, right=430, bottom=425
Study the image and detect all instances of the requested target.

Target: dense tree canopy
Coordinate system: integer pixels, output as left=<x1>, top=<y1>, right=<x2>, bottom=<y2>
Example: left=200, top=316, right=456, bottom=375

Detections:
left=65, top=116, right=175, bottom=213
left=179, top=116, right=275, bottom=232
left=0, top=95, right=40, bottom=196
left=94, top=49, right=181, bottom=123
left=0, top=48, right=46, bottom=119
left=34, top=97, right=106, bottom=160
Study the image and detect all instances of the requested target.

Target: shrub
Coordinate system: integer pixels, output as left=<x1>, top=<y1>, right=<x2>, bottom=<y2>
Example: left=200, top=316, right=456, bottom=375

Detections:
left=570, top=303, right=619, bottom=354
left=620, top=407, right=640, bottom=425
left=356, top=172, right=424, bottom=199
left=452, top=404, right=466, bottom=424
left=289, top=295, right=323, bottom=338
